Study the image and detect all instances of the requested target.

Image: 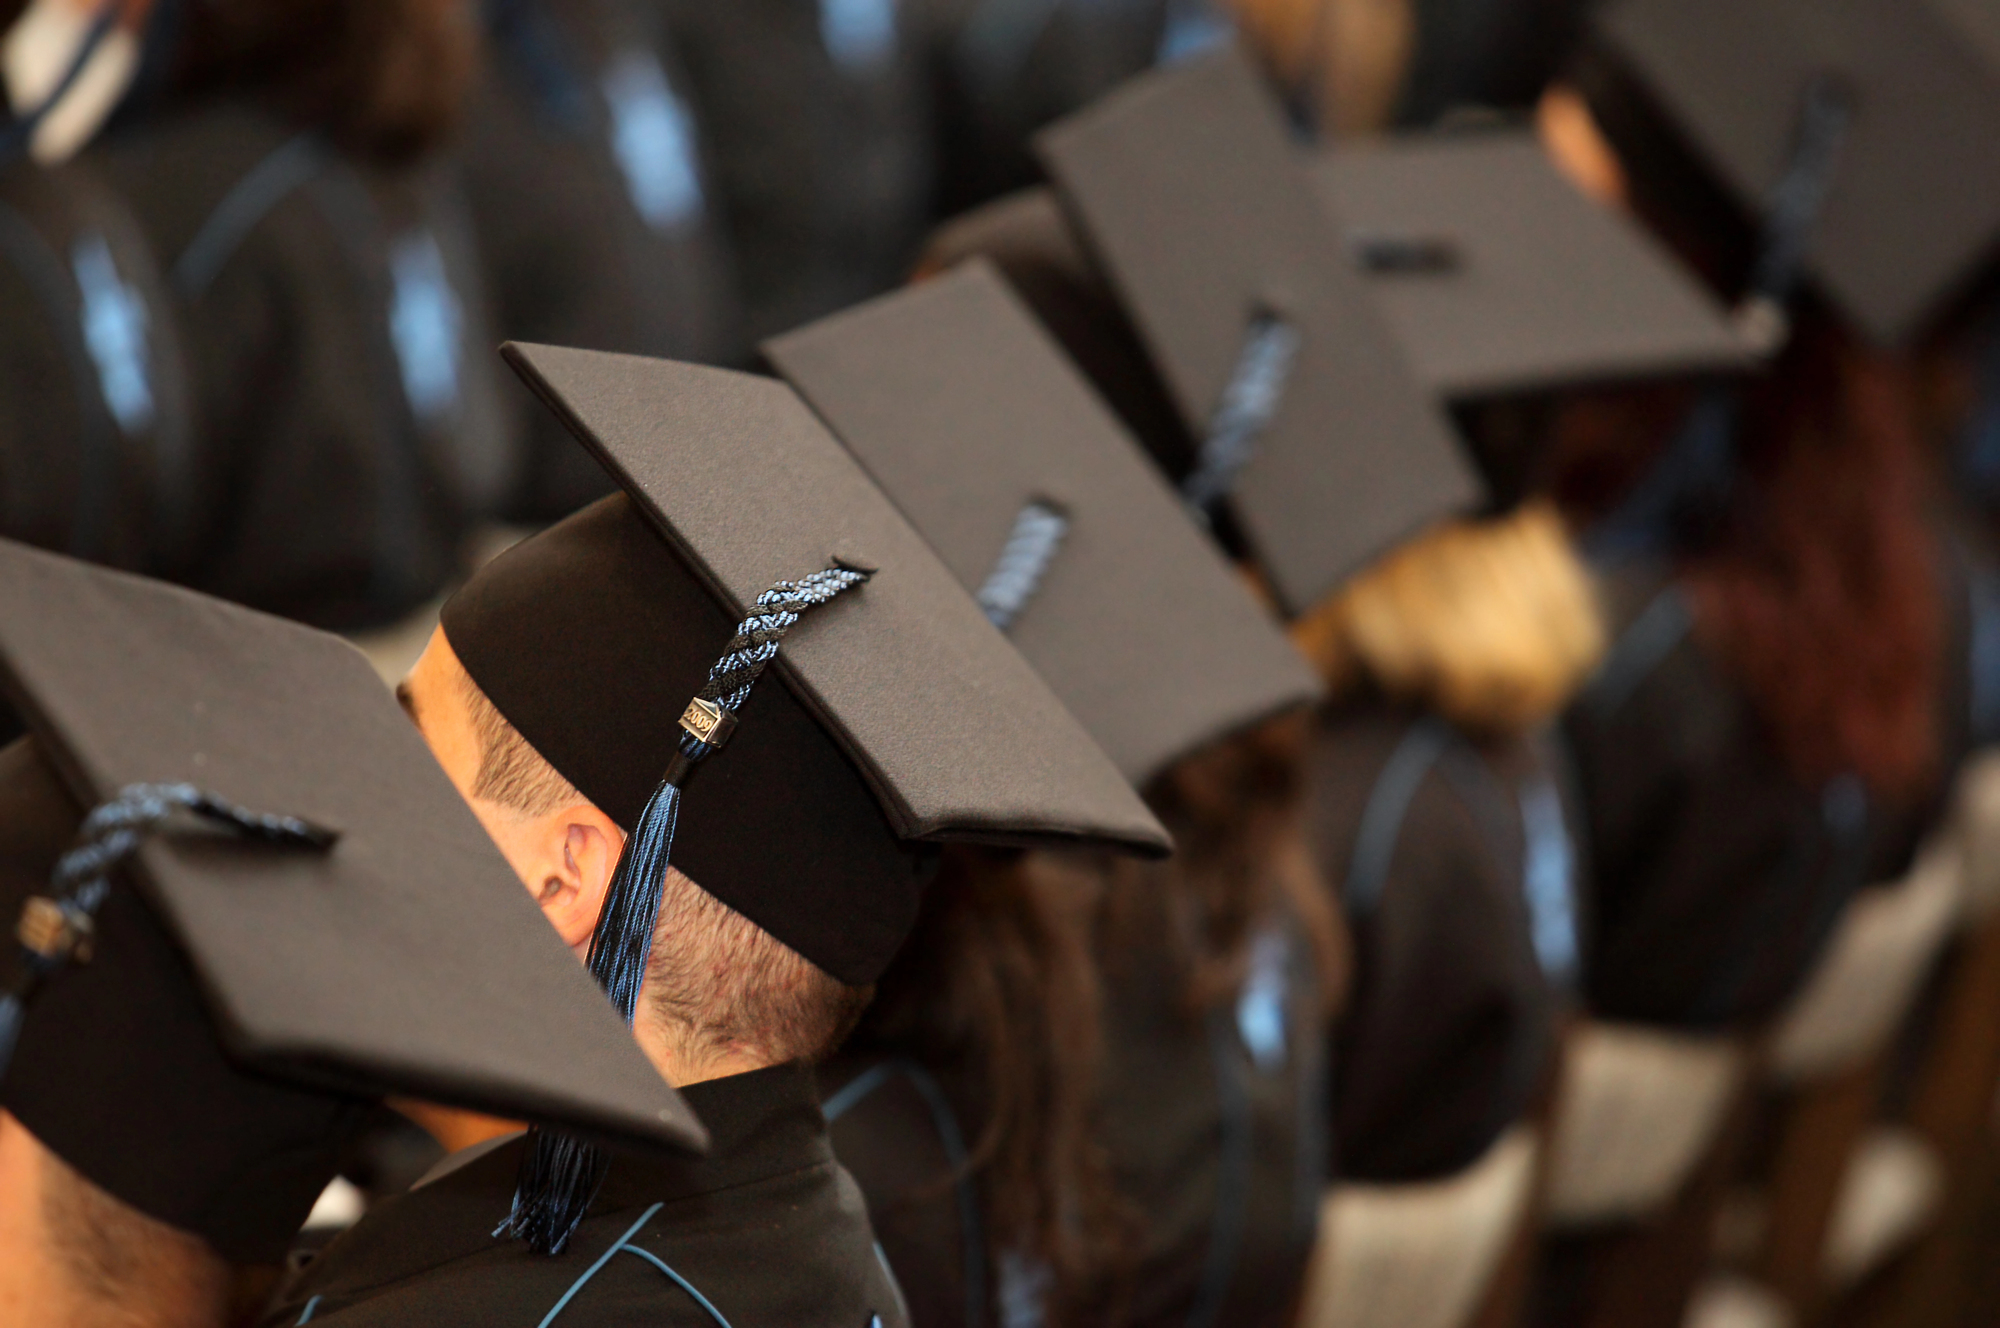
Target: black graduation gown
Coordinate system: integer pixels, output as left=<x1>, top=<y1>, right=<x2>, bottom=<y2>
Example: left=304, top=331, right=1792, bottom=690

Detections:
left=1562, top=561, right=1965, bottom=1032
left=656, top=0, right=932, bottom=341
left=912, top=0, right=1180, bottom=215
left=93, top=102, right=517, bottom=632
left=817, top=1054, right=987, bottom=1328
left=0, top=154, right=196, bottom=576
left=462, top=0, right=744, bottom=521
left=1097, top=904, right=1330, bottom=1328
left=819, top=907, right=1328, bottom=1328
left=1306, top=702, right=1571, bottom=1184
left=264, top=1062, right=910, bottom=1326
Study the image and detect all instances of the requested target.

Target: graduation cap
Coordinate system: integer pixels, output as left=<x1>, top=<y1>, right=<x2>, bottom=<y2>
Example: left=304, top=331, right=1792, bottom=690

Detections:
left=0, top=538, right=704, bottom=1261
left=1306, top=131, right=1755, bottom=401
left=1592, top=0, right=2000, bottom=347
left=443, top=342, right=1170, bottom=1250
left=1032, top=44, right=1480, bottom=618
left=765, top=260, right=1324, bottom=788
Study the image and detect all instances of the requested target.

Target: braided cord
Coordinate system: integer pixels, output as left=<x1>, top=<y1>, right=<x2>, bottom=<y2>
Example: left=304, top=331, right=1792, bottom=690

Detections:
left=695, top=564, right=872, bottom=715
left=976, top=500, right=1069, bottom=631
left=509, top=559, right=871, bottom=1257
left=1182, top=313, right=1301, bottom=519
left=0, top=783, right=334, bottom=1077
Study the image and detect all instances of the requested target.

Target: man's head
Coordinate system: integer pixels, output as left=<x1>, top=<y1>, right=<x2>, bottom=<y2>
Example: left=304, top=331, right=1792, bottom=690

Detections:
left=398, top=628, right=871, bottom=1083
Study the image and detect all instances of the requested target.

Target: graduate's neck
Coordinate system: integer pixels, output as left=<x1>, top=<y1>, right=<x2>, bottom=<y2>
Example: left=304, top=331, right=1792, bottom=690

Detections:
left=631, top=1014, right=777, bottom=1088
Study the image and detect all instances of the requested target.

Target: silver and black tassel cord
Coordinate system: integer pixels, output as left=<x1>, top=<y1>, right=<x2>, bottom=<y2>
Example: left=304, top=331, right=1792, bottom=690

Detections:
left=0, top=783, right=337, bottom=1077
left=507, top=561, right=873, bottom=1257
left=976, top=500, right=1070, bottom=632
left=1586, top=74, right=1854, bottom=566
left=1181, top=312, right=1302, bottom=523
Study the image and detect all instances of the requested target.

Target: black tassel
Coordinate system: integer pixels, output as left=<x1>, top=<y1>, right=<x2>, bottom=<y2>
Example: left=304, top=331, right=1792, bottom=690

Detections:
left=505, top=563, right=872, bottom=1256
left=503, top=740, right=697, bottom=1254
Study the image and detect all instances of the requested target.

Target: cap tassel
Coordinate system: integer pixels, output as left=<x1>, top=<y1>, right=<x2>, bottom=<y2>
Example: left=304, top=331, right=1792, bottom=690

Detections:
left=506, top=562, right=872, bottom=1255
left=0, top=783, right=336, bottom=1082
left=1181, top=310, right=1301, bottom=522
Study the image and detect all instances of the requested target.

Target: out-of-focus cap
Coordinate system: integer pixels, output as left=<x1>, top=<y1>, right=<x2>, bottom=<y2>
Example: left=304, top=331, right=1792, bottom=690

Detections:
left=765, top=261, right=1325, bottom=787
left=0, top=539, right=706, bottom=1152
left=1594, top=0, right=2000, bottom=346
left=442, top=345, right=1171, bottom=988
left=1308, top=130, right=1757, bottom=398
left=1034, top=44, right=1480, bottom=617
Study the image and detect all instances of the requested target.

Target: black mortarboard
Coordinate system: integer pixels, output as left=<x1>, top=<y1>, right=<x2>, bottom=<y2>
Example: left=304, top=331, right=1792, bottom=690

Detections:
left=765, top=261, right=1324, bottom=787
left=442, top=342, right=1170, bottom=1249
left=1033, top=45, right=1480, bottom=617
left=1593, top=0, right=2000, bottom=347
left=0, top=539, right=703, bottom=1260
left=1307, top=131, right=1755, bottom=400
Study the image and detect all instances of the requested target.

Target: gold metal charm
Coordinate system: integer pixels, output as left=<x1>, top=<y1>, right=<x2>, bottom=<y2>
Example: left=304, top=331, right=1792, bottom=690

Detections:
left=17, top=897, right=90, bottom=964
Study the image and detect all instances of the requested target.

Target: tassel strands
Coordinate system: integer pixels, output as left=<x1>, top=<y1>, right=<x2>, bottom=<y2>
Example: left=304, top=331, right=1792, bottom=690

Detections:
left=507, top=561, right=873, bottom=1256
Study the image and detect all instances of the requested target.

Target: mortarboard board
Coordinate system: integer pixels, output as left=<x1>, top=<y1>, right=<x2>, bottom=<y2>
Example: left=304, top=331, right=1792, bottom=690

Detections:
left=765, top=260, right=1325, bottom=788
left=1592, top=0, right=2000, bottom=347
left=0, top=539, right=705, bottom=1260
left=1033, top=44, right=1481, bottom=618
left=1306, top=131, right=1755, bottom=401
left=443, top=342, right=1171, bottom=1250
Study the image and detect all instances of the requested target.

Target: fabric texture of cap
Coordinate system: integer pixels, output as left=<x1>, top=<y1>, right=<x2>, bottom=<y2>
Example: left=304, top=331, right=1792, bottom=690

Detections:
left=442, top=344, right=1170, bottom=987
left=1595, top=0, right=2000, bottom=346
left=1034, top=44, right=1480, bottom=617
left=1307, top=131, right=1756, bottom=399
left=766, top=260, right=1324, bottom=788
left=0, top=538, right=704, bottom=1152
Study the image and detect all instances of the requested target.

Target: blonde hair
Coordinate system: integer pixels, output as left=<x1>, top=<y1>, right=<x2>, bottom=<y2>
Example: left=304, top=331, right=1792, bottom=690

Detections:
left=1291, top=501, right=1607, bottom=734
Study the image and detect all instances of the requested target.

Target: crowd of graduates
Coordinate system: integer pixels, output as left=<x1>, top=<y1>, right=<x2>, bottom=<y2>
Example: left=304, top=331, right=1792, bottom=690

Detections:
left=5, top=1, right=2000, bottom=1327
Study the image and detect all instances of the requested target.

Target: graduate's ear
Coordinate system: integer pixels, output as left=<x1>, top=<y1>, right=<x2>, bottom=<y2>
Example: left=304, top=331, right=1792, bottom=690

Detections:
left=534, top=803, right=625, bottom=955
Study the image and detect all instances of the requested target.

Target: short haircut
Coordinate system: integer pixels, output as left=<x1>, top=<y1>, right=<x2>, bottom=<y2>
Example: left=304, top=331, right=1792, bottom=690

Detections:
left=449, top=663, right=871, bottom=1065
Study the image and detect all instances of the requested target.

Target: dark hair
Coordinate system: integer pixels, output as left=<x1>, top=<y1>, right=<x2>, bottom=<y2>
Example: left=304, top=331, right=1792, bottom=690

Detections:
left=172, top=0, right=474, bottom=163
left=1100, top=711, right=1348, bottom=1017
left=1681, top=320, right=1943, bottom=802
left=855, top=848, right=1126, bottom=1323
left=1555, top=48, right=1946, bottom=805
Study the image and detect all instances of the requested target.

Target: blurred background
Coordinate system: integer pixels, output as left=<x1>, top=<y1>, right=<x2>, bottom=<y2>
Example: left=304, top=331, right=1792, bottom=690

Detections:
left=14, top=3, right=2000, bottom=1328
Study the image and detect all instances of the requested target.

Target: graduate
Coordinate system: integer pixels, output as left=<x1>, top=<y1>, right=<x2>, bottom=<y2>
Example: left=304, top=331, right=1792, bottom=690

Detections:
left=90, top=0, right=516, bottom=633
left=0, top=538, right=703, bottom=1326
left=459, top=0, right=743, bottom=521
left=765, top=262, right=1336, bottom=1327
left=0, top=0, right=196, bottom=581
left=921, top=45, right=1577, bottom=1325
left=262, top=342, right=1169, bottom=1325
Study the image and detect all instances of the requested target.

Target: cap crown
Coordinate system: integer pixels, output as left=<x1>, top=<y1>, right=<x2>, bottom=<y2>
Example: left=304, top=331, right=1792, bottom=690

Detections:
left=1035, top=45, right=1479, bottom=616
left=0, top=539, right=704, bottom=1152
left=767, top=262, right=1324, bottom=787
left=1309, top=132, right=1754, bottom=398
left=1598, top=0, right=2000, bottom=345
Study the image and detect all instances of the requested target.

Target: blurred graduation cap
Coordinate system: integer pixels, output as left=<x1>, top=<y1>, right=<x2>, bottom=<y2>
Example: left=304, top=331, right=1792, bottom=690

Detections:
left=1031, top=44, right=1480, bottom=618
left=1593, top=0, right=2000, bottom=347
left=0, top=539, right=704, bottom=1259
left=765, top=260, right=1324, bottom=788
left=1306, top=131, right=1756, bottom=400
left=446, top=342, right=1170, bottom=1250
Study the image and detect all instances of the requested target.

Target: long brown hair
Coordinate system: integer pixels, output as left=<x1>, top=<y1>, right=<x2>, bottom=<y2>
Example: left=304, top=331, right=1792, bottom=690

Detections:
left=171, top=0, right=475, bottom=163
left=856, top=848, right=1126, bottom=1323
left=1681, top=320, right=1942, bottom=803
left=1549, top=57, right=1947, bottom=805
left=1098, top=711, right=1347, bottom=1021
